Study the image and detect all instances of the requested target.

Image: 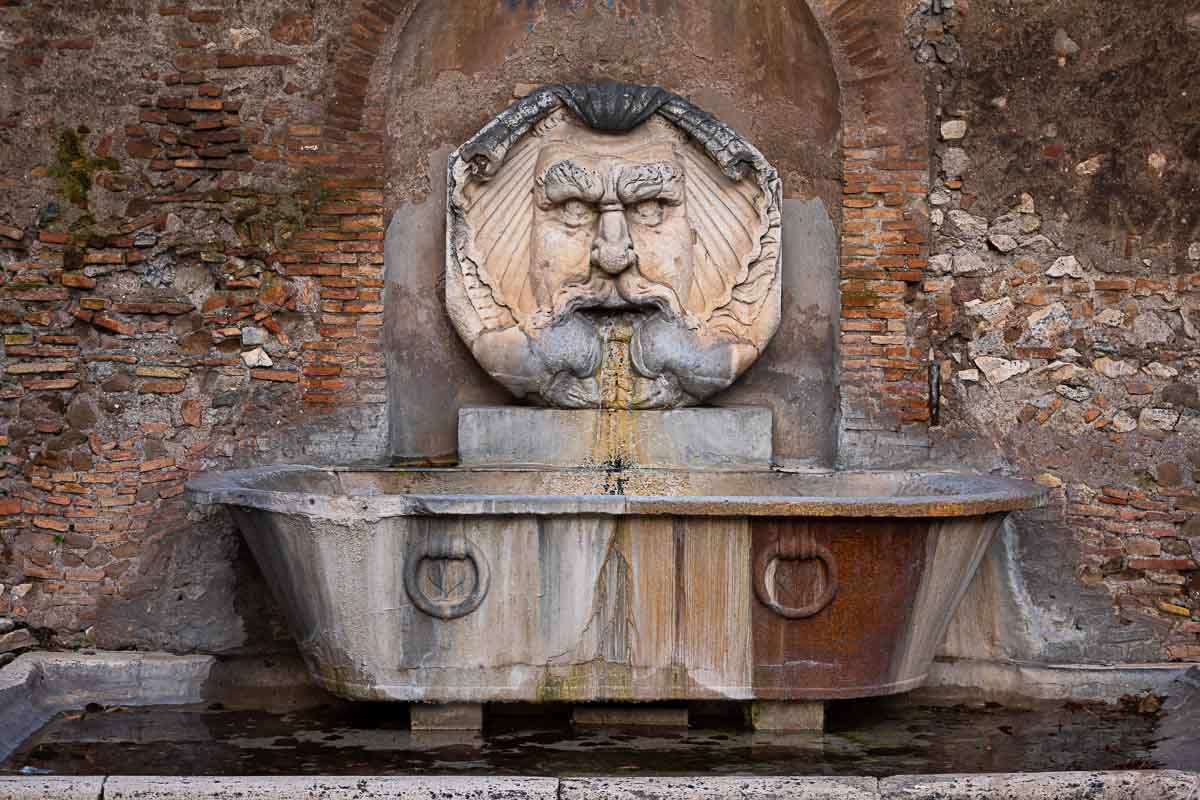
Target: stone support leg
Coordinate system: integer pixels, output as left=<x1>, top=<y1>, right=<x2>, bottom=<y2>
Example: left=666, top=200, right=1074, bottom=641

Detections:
left=747, top=700, right=825, bottom=731
left=410, top=702, right=483, bottom=731
left=573, top=705, right=689, bottom=727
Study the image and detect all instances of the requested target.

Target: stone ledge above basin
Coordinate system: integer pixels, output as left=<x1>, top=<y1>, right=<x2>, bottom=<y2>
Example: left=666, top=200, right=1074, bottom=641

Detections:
left=185, top=466, right=1047, bottom=519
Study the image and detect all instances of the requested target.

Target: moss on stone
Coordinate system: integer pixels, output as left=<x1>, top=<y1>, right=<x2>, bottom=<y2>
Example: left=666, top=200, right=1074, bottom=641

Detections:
left=66, top=212, right=100, bottom=247
left=232, top=175, right=335, bottom=249
left=48, top=128, right=120, bottom=208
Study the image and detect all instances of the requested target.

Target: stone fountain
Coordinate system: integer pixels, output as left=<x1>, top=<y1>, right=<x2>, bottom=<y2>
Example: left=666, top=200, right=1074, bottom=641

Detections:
left=188, top=84, right=1044, bottom=731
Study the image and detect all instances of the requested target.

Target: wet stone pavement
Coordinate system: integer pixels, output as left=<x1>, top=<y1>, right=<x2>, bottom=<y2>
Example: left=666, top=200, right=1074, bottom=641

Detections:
left=3, top=696, right=1194, bottom=777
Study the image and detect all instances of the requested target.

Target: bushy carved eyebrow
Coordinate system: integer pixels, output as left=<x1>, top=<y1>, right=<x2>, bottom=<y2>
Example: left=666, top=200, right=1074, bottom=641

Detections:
left=540, top=160, right=604, bottom=204
left=616, top=162, right=683, bottom=205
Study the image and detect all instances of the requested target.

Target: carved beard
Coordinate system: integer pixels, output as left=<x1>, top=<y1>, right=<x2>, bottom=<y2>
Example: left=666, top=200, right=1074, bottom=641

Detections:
left=523, top=271, right=749, bottom=409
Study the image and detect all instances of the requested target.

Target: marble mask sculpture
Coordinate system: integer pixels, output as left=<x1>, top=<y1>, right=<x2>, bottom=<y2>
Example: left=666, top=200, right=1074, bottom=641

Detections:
left=446, top=83, right=782, bottom=409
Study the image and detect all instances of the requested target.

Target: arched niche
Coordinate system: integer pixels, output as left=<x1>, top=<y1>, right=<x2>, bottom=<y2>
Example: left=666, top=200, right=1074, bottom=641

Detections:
left=380, top=0, right=842, bottom=465
left=378, top=0, right=840, bottom=207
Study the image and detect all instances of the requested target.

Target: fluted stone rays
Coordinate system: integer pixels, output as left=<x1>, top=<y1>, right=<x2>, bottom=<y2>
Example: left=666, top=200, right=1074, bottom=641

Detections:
left=446, top=83, right=782, bottom=409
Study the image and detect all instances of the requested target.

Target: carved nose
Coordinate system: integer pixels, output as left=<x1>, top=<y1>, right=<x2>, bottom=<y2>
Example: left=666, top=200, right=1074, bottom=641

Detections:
left=590, top=207, right=637, bottom=276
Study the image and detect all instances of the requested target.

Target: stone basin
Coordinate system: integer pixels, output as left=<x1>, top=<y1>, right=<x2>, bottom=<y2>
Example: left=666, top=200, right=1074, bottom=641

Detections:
left=187, top=467, right=1044, bottom=703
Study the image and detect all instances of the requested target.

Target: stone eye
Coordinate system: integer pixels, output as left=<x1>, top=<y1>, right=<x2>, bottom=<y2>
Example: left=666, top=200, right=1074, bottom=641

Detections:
left=559, top=199, right=595, bottom=228
left=629, top=200, right=664, bottom=227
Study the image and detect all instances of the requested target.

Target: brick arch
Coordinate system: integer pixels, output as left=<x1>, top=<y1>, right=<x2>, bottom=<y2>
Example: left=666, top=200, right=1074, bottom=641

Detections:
left=320, top=0, right=921, bottom=140
left=809, top=0, right=924, bottom=131
left=321, top=1, right=415, bottom=135
left=319, top=0, right=932, bottom=464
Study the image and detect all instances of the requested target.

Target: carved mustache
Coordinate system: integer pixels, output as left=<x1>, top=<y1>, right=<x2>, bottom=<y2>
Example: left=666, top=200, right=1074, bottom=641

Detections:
left=550, top=270, right=684, bottom=321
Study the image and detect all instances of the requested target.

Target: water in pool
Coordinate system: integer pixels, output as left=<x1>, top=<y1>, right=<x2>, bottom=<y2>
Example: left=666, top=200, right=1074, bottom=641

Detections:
left=3, top=695, right=1193, bottom=777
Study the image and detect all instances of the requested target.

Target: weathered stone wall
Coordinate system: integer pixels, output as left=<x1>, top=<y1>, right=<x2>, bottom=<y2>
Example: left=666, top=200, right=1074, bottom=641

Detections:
left=0, top=0, right=1194, bottom=670
left=0, top=0, right=385, bottom=651
left=923, top=1, right=1200, bottom=663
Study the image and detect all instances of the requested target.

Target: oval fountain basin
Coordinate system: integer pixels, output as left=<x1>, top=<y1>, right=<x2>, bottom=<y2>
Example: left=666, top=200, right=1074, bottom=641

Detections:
left=188, top=467, right=1045, bottom=703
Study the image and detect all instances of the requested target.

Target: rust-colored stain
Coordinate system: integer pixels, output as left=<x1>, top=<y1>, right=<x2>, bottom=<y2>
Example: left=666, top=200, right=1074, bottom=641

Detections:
left=750, top=517, right=929, bottom=699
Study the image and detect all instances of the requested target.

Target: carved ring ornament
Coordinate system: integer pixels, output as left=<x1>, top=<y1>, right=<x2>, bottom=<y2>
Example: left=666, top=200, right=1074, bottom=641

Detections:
left=754, top=533, right=838, bottom=619
left=446, top=83, right=783, bottom=409
left=404, top=536, right=491, bottom=620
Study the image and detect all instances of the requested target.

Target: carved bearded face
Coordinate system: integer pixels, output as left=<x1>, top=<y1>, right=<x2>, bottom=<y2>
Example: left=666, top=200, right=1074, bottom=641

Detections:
left=530, top=141, right=693, bottom=318
left=447, top=90, right=781, bottom=410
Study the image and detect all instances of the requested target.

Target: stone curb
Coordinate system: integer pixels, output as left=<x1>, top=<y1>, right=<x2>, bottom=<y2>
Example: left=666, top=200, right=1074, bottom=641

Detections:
left=0, top=652, right=217, bottom=763
left=878, top=771, right=1200, bottom=799
left=927, top=658, right=1193, bottom=702
left=0, top=776, right=106, bottom=800
left=102, top=776, right=560, bottom=799
left=560, top=777, right=879, bottom=799
left=0, top=774, right=1196, bottom=800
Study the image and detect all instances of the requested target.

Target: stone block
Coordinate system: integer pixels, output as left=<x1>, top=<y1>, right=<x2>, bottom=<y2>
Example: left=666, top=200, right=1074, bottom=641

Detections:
left=457, top=406, right=773, bottom=469
left=572, top=705, right=688, bottom=727
left=879, top=771, right=1199, bottom=799
left=0, top=630, right=33, bottom=654
left=0, top=777, right=105, bottom=800
left=562, top=777, right=878, bottom=800
left=240, top=326, right=267, bottom=346
left=104, top=776, right=558, bottom=799
left=747, top=700, right=825, bottom=731
left=1151, top=667, right=1200, bottom=771
left=409, top=702, right=482, bottom=731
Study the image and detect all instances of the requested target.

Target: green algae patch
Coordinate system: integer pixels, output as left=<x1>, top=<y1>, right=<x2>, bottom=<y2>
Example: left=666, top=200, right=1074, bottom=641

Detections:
left=48, top=128, right=121, bottom=208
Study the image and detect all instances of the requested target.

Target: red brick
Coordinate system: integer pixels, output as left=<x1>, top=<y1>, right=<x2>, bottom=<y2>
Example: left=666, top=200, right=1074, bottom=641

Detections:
left=187, top=98, right=223, bottom=111
left=341, top=215, right=384, bottom=232
left=24, top=378, right=79, bottom=390
left=84, top=250, right=125, bottom=265
left=138, top=380, right=186, bottom=394
left=1128, top=559, right=1197, bottom=571
left=6, top=287, right=69, bottom=302
left=34, top=515, right=69, bottom=532
left=61, top=272, right=97, bottom=289
left=187, top=9, right=222, bottom=23
left=5, top=361, right=75, bottom=374
left=181, top=399, right=203, bottom=426
left=91, top=315, right=136, bottom=336
left=251, top=369, right=299, bottom=383
left=115, top=302, right=193, bottom=315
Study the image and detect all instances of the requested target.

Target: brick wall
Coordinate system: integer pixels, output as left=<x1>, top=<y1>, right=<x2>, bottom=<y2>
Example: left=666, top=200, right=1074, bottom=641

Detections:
left=0, top=0, right=389, bottom=648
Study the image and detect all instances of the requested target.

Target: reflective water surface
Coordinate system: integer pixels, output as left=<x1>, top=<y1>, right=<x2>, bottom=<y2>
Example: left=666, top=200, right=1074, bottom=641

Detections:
left=4, top=696, right=1193, bottom=777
